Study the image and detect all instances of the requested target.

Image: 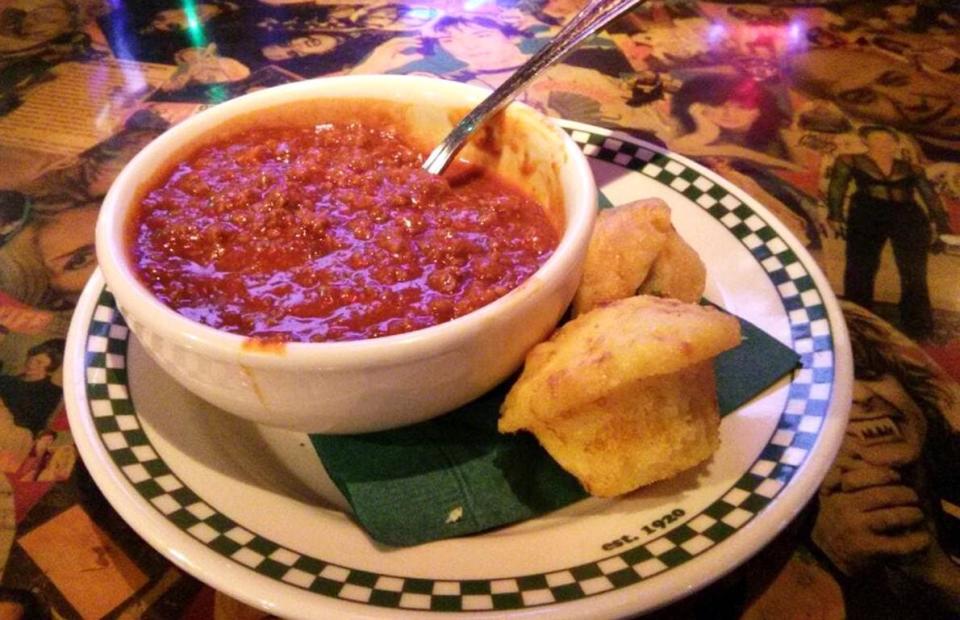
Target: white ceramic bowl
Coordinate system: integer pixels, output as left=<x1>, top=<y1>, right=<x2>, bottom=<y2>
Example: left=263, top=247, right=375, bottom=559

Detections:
left=95, top=75, right=597, bottom=433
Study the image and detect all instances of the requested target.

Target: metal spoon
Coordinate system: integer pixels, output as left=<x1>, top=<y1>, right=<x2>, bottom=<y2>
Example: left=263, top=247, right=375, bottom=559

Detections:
left=422, top=0, right=645, bottom=175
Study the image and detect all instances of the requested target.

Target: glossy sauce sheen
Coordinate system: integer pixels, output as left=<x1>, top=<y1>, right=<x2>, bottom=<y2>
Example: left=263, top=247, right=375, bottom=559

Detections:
left=130, top=122, right=559, bottom=342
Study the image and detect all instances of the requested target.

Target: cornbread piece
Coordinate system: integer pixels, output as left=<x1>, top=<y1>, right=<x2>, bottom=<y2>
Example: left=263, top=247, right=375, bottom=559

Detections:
left=499, top=295, right=741, bottom=497
left=522, top=361, right=720, bottom=496
left=501, top=295, right=741, bottom=426
left=572, top=199, right=671, bottom=316
left=639, top=228, right=707, bottom=303
left=573, top=198, right=706, bottom=315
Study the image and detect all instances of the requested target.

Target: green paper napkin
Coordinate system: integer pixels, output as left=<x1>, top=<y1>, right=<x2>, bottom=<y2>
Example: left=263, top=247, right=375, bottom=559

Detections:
left=311, top=316, right=799, bottom=547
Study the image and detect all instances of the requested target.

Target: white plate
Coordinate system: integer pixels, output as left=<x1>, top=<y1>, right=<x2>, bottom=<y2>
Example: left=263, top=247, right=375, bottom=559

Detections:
left=64, top=122, right=852, bottom=619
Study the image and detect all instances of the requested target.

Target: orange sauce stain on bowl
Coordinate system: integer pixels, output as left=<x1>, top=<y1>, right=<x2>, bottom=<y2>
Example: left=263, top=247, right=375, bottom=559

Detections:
left=241, top=338, right=287, bottom=354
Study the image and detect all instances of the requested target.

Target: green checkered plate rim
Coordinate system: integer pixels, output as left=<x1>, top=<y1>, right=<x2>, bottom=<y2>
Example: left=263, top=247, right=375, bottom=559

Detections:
left=73, top=121, right=848, bottom=616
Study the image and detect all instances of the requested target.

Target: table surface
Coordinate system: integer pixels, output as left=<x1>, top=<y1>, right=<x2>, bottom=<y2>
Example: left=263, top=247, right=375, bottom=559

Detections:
left=1, top=1, right=959, bottom=618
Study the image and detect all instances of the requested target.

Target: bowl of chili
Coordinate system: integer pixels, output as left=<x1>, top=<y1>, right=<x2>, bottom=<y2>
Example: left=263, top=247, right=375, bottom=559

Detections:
left=95, top=74, right=596, bottom=433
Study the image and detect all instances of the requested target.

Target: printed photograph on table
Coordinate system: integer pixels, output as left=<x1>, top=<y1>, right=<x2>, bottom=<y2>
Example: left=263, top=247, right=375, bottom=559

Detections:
left=0, top=0, right=94, bottom=118
left=96, top=1, right=253, bottom=67
left=593, top=0, right=960, bottom=364
left=811, top=302, right=960, bottom=617
left=148, top=62, right=303, bottom=104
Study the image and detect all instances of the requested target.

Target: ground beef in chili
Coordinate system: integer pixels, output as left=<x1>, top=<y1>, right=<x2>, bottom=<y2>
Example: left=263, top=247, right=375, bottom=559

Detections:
left=130, top=121, right=559, bottom=342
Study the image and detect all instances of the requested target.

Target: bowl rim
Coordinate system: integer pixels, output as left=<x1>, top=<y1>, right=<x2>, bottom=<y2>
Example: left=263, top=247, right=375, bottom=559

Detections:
left=95, top=74, right=597, bottom=369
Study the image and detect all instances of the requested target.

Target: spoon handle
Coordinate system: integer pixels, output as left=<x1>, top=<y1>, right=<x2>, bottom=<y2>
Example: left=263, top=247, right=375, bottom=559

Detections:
left=422, top=0, right=645, bottom=175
